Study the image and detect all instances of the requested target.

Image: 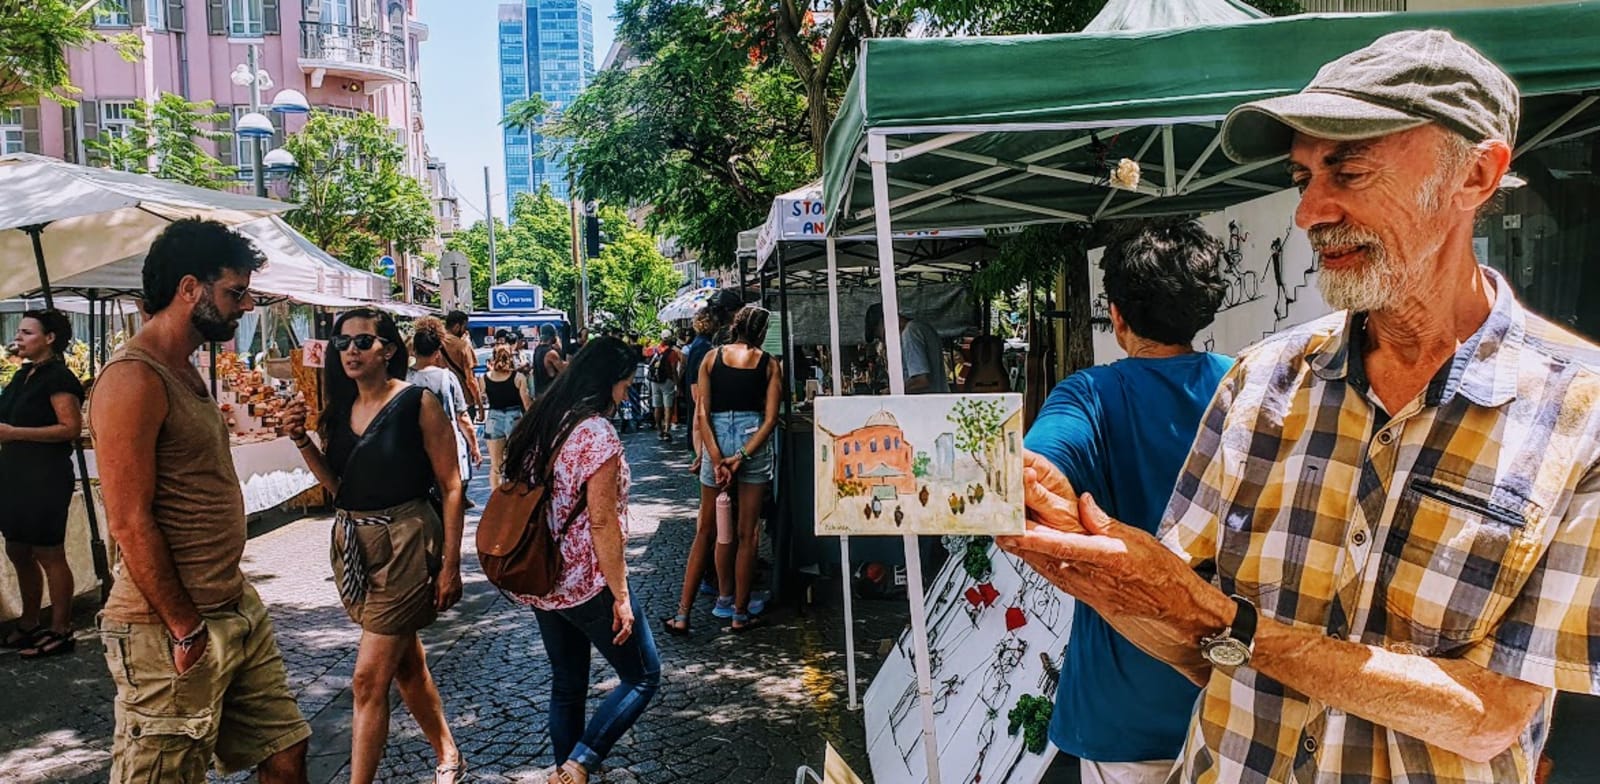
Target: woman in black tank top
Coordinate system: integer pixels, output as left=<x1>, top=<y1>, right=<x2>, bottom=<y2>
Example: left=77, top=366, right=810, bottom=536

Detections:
left=285, top=308, right=467, bottom=782
left=481, top=345, right=531, bottom=486
left=665, top=305, right=783, bottom=635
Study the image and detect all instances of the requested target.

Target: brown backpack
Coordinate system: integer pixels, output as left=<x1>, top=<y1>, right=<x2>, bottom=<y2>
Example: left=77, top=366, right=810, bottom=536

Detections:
left=475, top=426, right=588, bottom=596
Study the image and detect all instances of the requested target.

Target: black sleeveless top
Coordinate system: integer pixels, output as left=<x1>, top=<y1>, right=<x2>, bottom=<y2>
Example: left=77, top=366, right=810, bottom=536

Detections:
left=529, top=344, right=556, bottom=395
left=326, top=385, right=433, bottom=510
left=707, top=348, right=770, bottom=413
left=484, top=373, right=523, bottom=411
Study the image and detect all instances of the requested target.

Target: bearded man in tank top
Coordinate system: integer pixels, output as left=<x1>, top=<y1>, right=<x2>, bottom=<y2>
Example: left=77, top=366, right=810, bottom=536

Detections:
left=91, top=219, right=311, bottom=784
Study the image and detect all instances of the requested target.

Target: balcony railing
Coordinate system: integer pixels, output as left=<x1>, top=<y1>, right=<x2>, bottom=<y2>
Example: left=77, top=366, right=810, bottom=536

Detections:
left=410, top=81, right=423, bottom=115
left=1299, top=0, right=1405, bottom=11
left=300, top=22, right=407, bottom=75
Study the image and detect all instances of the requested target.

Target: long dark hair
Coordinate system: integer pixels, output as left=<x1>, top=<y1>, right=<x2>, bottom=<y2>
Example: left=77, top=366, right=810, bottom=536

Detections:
left=319, top=308, right=409, bottom=440
left=502, top=336, right=636, bottom=483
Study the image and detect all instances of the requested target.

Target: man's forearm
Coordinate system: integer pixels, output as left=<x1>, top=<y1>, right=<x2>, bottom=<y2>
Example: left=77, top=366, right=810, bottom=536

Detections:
left=1252, top=620, right=1545, bottom=763
left=113, top=514, right=202, bottom=634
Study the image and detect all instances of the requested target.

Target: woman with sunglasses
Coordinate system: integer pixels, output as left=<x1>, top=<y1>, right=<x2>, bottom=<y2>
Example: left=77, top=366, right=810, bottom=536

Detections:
left=503, top=337, right=660, bottom=784
left=284, top=308, right=466, bottom=784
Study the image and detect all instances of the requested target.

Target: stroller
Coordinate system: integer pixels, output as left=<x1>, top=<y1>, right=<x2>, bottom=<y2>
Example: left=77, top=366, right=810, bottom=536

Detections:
left=614, top=362, right=654, bottom=433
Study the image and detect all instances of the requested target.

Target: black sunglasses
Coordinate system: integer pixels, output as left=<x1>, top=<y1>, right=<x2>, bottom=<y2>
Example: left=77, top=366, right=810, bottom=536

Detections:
left=330, top=334, right=387, bottom=352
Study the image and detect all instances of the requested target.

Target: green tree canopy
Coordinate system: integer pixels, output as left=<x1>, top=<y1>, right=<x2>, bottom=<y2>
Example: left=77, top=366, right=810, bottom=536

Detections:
left=0, top=0, right=140, bottom=107
left=86, top=92, right=233, bottom=188
left=446, top=193, right=680, bottom=333
left=280, top=110, right=435, bottom=273
left=899, top=0, right=1299, bottom=35
left=547, top=0, right=812, bottom=269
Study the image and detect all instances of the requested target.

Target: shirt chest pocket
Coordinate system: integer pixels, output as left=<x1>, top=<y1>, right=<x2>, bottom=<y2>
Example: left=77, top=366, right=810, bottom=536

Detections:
left=1381, top=472, right=1545, bottom=654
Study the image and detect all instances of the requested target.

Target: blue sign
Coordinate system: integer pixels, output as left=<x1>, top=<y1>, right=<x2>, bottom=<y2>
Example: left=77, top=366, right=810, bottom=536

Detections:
left=378, top=255, right=396, bottom=278
left=490, top=285, right=542, bottom=312
left=699, top=277, right=718, bottom=289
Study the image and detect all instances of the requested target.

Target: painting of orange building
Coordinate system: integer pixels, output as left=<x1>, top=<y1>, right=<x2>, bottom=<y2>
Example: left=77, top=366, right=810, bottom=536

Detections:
left=832, top=410, right=917, bottom=495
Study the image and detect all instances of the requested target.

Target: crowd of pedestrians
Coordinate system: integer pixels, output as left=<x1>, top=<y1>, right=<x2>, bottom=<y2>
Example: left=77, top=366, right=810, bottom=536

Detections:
left=8, top=27, right=1598, bottom=784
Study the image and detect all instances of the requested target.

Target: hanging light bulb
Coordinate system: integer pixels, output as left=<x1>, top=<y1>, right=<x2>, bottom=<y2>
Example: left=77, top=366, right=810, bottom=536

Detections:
left=229, top=64, right=256, bottom=87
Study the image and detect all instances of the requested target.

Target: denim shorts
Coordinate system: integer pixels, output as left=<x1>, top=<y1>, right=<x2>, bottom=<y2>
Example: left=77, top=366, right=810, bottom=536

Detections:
left=699, top=410, right=774, bottom=487
left=485, top=407, right=523, bottom=440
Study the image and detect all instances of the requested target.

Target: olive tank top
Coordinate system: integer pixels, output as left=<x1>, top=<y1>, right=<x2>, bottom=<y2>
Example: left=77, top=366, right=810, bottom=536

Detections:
left=95, top=346, right=247, bottom=623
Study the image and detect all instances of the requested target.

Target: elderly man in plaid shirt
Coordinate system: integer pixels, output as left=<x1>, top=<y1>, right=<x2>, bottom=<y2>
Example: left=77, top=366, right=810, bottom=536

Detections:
left=1003, top=30, right=1600, bottom=784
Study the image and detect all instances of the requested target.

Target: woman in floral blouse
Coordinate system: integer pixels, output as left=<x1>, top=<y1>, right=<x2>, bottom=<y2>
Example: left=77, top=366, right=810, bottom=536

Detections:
left=502, top=336, right=660, bottom=784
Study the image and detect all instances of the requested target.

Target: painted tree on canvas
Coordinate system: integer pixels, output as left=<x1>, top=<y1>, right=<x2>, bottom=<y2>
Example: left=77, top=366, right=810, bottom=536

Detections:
left=949, top=398, right=1005, bottom=492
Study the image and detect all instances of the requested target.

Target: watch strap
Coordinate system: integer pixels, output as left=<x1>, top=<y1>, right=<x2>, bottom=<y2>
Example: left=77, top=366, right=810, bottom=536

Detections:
left=1229, top=594, right=1258, bottom=649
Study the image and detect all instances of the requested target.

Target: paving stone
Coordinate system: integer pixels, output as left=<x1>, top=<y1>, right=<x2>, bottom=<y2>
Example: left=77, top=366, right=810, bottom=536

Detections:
left=0, top=428, right=906, bottom=783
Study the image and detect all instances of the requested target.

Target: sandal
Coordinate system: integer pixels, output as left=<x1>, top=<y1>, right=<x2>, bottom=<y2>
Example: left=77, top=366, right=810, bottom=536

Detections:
left=662, top=613, right=691, bottom=637
left=730, top=614, right=764, bottom=634
left=434, top=755, right=467, bottom=784
left=20, top=629, right=75, bottom=659
left=553, top=761, right=588, bottom=784
left=2, top=624, right=42, bottom=649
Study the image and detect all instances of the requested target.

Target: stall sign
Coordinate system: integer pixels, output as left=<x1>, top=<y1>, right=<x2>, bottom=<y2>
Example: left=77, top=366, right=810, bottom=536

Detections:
left=490, top=284, right=543, bottom=312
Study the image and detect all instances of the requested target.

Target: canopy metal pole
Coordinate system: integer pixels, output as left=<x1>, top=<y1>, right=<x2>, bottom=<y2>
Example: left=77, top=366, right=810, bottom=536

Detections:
left=209, top=343, right=219, bottom=398
left=825, top=236, right=859, bottom=710
left=868, top=131, right=941, bottom=783
left=25, top=225, right=55, bottom=311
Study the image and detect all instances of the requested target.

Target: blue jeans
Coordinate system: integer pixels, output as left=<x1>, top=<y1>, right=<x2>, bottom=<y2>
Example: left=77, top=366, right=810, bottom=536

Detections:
left=533, top=589, right=661, bottom=771
left=699, top=410, right=774, bottom=487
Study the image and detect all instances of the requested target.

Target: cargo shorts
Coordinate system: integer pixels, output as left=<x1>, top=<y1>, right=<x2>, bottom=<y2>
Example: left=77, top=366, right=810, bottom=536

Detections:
left=98, top=583, right=311, bottom=782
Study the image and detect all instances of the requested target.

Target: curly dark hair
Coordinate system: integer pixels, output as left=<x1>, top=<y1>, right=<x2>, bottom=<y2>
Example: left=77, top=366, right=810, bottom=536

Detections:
left=1101, top=220, right=1228, bottom=346
left=141, top=219, right=266, bottom=316
left=21, top=309, right=72, bottom=355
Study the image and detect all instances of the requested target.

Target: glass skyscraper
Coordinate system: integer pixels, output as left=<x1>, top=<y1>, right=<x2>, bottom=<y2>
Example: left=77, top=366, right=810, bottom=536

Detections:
left=498, top=0, right=595, bottom=214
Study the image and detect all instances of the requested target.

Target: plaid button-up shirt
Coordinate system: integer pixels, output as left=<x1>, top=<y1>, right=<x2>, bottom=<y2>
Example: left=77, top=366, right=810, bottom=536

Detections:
left=1158, top=269, right=1600, bottom=783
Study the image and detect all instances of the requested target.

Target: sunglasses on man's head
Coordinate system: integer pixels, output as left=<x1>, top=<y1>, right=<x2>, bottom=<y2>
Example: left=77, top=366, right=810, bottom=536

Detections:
left=330, top=334, right=387, bottom=352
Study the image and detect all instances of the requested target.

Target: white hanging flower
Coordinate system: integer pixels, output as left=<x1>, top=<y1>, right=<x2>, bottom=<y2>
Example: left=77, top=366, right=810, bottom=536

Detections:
left=1110, top=158, right=1141, bottom=191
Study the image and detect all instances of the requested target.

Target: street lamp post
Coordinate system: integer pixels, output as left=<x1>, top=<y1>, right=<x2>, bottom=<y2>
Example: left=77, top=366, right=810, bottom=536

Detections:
left=232, top=45, right=308, bottom=193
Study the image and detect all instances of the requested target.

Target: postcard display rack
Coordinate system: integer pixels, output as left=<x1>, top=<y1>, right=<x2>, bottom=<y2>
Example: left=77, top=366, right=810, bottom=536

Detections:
left=209, top=352, right=297, bottom=443
left=813, top=391, right=1070, bottom=784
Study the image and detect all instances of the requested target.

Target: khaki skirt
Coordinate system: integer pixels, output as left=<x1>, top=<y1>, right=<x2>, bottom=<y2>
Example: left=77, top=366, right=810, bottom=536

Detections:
left=330, top=498, right=444, bottom=635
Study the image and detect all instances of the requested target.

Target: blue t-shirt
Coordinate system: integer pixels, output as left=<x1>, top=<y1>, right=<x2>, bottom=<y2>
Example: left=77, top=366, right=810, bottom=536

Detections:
left=1023, top=351, right=1233, bottom=763
left=684, top=336, right=713, bottom=387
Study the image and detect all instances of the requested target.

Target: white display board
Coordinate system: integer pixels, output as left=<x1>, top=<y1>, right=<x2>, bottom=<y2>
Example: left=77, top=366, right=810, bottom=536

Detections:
left=865, top=543, right=1075, bottom=784
left=1091, top=189, right=1333, bottom=363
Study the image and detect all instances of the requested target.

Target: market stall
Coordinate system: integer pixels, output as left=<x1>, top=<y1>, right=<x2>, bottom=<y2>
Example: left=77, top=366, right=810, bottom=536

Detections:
left=815, top=4, right=1600, bottom=782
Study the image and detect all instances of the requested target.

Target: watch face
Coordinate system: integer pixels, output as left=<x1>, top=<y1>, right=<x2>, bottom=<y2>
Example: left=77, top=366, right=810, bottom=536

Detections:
left=1203, top=638, right=1251, bottom=668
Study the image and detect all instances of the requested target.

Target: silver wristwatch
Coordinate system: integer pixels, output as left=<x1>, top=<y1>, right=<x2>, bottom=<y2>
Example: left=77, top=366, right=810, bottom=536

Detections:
left=1199, top=595, right=1257, bottom=668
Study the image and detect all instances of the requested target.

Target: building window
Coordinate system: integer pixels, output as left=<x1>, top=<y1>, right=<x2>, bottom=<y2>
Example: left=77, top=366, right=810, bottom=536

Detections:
left=101, top=101, right=138, bottom=141
left=844, top=464, right=852, bottom=479
left=230, top=0, right=264, bottom=37
left=0, top=108, right=24, bottom=155
left=145, top=0, right=165, bottom=29
left=95, top=0, right=133, bottom=26
left=324, top=0, right=352, bottom=26
left=869, top=440, right=877, bottom=453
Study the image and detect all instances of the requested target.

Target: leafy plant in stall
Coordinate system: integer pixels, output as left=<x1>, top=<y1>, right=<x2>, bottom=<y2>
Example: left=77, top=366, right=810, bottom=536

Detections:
left=1007, top=693, right=1054, bottom=754
left=962, top=536, right=993, bottom=582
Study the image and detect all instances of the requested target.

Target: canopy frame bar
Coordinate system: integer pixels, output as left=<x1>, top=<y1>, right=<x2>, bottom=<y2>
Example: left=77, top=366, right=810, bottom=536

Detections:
left=1514, top=95, right=1600, bottom=159
left=860, top=135, right=1104, bottom=220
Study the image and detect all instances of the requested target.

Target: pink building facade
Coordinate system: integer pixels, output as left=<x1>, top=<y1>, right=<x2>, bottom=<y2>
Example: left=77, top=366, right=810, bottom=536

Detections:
left=5, top=0, right=445, bottom=286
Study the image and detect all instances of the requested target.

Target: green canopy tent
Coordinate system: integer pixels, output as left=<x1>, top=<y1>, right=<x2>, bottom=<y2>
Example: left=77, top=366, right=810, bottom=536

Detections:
left=824, top=3, right=1600, bottom=237
left=821, top=5, right=1600, bottom=783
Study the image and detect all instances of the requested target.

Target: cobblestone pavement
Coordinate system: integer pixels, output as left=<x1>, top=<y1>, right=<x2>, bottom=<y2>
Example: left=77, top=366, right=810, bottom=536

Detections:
left=0, top=427, right=908, bottom=783
left=10, top=426, right=1600, bottom=783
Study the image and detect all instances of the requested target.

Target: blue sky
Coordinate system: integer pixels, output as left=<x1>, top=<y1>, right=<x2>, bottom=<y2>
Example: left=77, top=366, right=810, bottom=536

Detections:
left=417, top=0, right=618, bottom=223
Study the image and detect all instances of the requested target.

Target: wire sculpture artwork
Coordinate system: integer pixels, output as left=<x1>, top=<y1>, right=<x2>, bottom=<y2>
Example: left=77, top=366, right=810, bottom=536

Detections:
left=1217, top=220, right=1265, bottom=312
left=864, top=543, right=1076, bottom=784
